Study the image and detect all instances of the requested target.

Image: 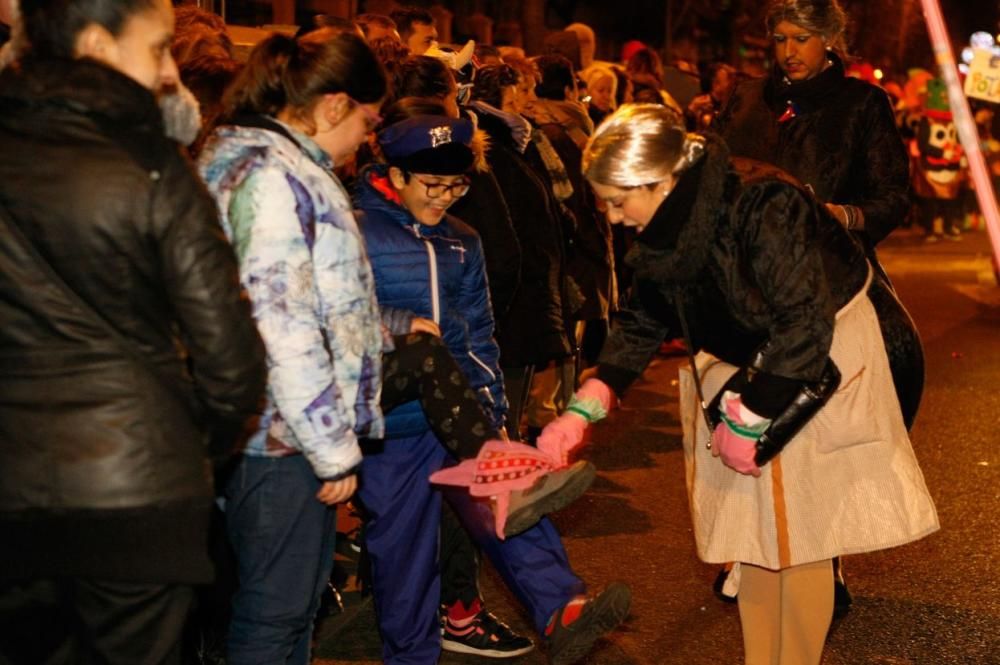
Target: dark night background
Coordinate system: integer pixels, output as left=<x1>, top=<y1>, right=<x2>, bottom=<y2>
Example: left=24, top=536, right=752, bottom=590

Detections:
left=379, top=0, right=1000, bottom=79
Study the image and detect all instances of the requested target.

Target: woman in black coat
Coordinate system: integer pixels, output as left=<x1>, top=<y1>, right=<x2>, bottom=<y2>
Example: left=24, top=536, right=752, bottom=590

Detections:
left=0, top=2, right=267, bottom=660
left=467, top=64, right=573, bottom=433
left=714, top=0, right=922, bottom=430
left=538, top=103, right=938, bottom=665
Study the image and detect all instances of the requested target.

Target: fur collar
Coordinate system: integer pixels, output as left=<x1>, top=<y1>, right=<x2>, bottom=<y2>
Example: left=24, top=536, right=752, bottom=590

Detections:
left=626, top=133, right=731, bottom=284
left=763, top=51, right=846, bottom=115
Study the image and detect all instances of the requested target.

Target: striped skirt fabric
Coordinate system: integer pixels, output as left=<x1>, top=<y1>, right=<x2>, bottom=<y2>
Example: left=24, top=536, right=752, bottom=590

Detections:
left=678, top=285, right=939, bottom=571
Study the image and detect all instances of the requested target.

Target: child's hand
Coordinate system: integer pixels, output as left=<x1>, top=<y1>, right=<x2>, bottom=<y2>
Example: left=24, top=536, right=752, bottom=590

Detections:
left=316, top=475, right=357, bottom=504
left=409, top=317, right=441, bottom=336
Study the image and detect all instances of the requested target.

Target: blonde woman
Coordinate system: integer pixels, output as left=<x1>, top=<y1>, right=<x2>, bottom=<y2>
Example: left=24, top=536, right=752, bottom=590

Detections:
left=538, top=104, right=938, bottom=665
left=581, top=64, right=617, bottom=126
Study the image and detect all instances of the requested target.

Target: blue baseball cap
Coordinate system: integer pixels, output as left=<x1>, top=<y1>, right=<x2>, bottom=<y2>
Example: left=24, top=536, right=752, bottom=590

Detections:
left=377, top=115, right=475, bottom=175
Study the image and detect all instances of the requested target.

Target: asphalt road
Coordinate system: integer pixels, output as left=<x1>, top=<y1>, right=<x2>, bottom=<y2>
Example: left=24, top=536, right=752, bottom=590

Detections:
left=316, top=228, right=1000, bottom=665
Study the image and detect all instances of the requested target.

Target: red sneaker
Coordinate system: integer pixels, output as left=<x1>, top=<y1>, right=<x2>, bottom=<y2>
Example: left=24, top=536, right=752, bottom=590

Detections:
left=544, top=583, right=631, bottom=664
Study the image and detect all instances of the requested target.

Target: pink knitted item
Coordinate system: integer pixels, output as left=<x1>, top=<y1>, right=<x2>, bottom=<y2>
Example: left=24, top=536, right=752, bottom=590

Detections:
left=711, top=396, right=763, bottom=477
left=537, top=378, right=615, bottom=467
left=536, top=413, right=588, bottom=468
left=429, top=440, right=558, bottom=538
left=576, top=378, right=614, bottom=412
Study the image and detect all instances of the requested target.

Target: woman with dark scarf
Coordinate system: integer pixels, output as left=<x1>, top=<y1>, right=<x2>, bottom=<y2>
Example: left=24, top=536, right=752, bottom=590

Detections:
left=539, top=103, right=938, bottom=665
left=715, top=0, right=923, bottom=431
left=713, top=0, right=925, bottom=614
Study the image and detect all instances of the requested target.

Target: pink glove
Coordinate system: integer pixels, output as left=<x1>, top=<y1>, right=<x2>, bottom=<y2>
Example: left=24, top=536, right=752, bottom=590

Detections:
left=536, top=412, right=589, bottom=468
left=537, top=378, right=615, bottom=468
left=574, top=378, right=614, bottom=412
left=711, top=394, right=766, bottom=477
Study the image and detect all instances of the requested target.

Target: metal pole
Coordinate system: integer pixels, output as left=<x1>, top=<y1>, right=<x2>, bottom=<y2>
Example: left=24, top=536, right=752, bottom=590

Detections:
left=920, top=0, right=1000, bottom=281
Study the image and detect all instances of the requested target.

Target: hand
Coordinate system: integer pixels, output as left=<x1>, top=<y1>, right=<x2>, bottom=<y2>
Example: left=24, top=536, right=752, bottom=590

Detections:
left=316, top=475, right=357, bottom=505
left=536, top=412, right=589, bottom=468
left=711, top=423, right=762, bottom=477
left=576, top=378, right=614, bottom=411
left=825, top=203, right=849, bottom=228
left=409, top=317, right=441, bottom=336
left=711, top=394, right=766, bottom=477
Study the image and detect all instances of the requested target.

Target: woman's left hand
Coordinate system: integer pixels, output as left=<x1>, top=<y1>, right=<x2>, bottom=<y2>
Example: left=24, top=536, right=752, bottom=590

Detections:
left=711, top=394, right=768, bottom=477
left=712, top=423, right=762, bottom=477
left=409, top=317, right=441, bottom=336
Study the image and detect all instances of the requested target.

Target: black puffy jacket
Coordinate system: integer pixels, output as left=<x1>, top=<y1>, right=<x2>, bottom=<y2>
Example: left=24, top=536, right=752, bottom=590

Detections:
left=0, top=57, right=267, bottom=582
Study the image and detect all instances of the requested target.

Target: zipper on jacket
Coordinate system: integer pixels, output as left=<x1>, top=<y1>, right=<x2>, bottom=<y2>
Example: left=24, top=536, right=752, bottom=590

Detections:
left=409, top=224, right=441, bottom=324
left=468, top=351, right=497, bottom=381
left=420, top=231, right=441, bottom=324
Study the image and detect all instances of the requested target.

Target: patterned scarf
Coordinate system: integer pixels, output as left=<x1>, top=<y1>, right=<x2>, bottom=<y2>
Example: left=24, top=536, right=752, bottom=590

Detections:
left=530, top=128, right=574, bottom=202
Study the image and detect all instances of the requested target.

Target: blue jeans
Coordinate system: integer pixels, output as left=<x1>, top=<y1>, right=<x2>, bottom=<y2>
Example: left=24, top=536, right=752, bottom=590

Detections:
left=224, top=454, right=337, bottom=665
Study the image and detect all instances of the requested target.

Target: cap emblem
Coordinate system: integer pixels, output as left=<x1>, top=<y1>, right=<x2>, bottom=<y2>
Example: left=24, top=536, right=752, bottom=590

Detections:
left=429, top=125, right=453, bottom=148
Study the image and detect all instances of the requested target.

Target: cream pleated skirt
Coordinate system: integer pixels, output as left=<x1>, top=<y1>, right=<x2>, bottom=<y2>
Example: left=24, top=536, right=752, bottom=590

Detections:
left=678, top=280, right=939, bottom=571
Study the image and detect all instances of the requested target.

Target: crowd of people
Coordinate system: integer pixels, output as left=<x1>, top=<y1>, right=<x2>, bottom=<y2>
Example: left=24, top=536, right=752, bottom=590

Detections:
left=0, top=0, right=950, bottom=664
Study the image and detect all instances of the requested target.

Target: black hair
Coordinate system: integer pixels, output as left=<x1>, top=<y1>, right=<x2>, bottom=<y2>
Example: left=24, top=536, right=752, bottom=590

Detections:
left=369, top=36, right=410, bottom=80
left=390, top=7, right=434, bottom=41
left=471, top=64, right=518, bottom=109
left=355, top=13, right=397, bottom=39
left=223, top=32, right=387, bottom=128
left=20, top=0, right=157, bottom=58
left=392, top=55, right=454, bottom=102
left=542, top=30, right=581, bottom=72
left=381, top=97, right=449, bottom=131
left=294, top=13, right=357, bottom=40
left=474, top=44, right=500, bottom=61
left=534, top=54, right=575, bottom=101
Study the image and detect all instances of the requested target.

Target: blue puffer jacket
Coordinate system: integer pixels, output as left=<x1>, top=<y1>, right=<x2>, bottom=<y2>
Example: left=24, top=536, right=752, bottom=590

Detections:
left=355, top=164, right=507, bottom=437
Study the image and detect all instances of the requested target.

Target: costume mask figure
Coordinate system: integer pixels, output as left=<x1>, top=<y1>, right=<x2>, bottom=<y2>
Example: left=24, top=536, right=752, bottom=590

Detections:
left=912, top=79, right=964, bottom=197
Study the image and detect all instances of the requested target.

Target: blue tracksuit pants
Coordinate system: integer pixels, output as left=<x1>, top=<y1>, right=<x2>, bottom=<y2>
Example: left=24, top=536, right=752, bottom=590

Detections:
left=358, top=430, right=585, bottom=665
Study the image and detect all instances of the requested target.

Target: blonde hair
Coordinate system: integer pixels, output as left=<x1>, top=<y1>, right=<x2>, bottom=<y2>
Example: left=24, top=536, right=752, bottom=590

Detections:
left=582, top=103, right=704, bottom=188
left=765, top=0, right=848, bottom=54
left=581, top=64, right=617, bottom=110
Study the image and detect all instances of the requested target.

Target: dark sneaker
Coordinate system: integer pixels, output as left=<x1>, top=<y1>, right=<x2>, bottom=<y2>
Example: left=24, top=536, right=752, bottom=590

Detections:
left=545, top=583, right=631, bottom=665
left=441, top=609, right=535, bottom=658
left=504, top=460, right=597, bottom=537
left=712, top=565, right=738, bottom=604
left=833, top=557, right=853, bottom=619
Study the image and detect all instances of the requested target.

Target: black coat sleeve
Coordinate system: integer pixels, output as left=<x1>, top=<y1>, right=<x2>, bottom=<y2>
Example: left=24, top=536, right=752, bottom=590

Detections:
left=449, top=170, right=522, bottom=321
left=737, top=182, right=837, bottom=416
left=850, top=89, right=911, bottom=246
left=596, top=280, right=672, bottom=397
left=152, top=150, right=267, bottom=427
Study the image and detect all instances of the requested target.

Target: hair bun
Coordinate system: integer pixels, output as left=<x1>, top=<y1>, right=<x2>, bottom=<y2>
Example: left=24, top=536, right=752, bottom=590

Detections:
left=676, top=132, right=706, bottom=172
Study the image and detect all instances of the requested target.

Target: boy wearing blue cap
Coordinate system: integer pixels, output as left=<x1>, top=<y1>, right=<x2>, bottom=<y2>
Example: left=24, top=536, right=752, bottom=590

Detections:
left=354, top=107, right=630, bottom=665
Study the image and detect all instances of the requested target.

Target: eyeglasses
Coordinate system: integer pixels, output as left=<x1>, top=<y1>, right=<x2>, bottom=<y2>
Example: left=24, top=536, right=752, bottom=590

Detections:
left=347, top=95, right=383, bottom=132
left=413, top=176, right=471, bottom=199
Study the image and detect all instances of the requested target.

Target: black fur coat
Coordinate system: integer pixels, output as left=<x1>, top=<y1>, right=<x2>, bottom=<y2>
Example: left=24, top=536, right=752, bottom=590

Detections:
left=715, top=54, right=910, bottom=249
left=596, top=138, right=869, bottom=417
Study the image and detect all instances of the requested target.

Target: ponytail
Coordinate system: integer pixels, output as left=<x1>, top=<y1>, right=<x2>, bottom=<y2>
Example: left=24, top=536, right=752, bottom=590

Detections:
left=222, top=31, right=387, bottom=127
left=674, top=131, right=706, bottom=175
left=224, top=33, right=298, bottom=119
